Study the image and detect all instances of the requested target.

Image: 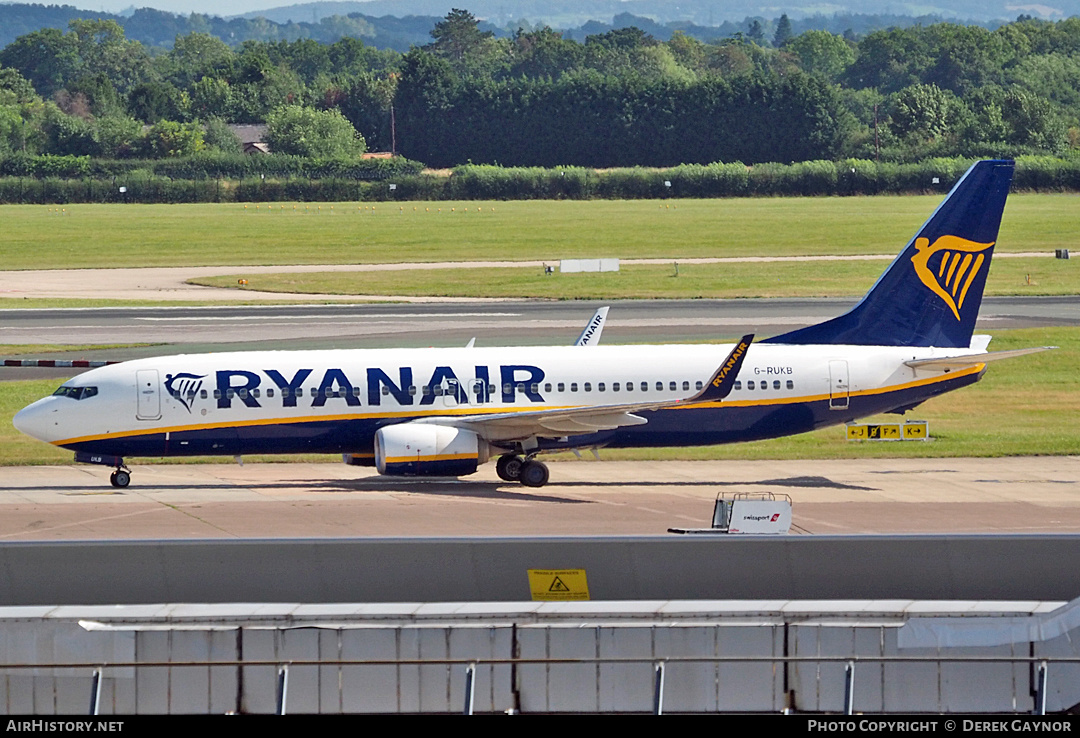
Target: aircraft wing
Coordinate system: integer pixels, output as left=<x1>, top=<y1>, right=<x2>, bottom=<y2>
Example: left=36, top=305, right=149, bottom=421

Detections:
left=904, top=346, right=1056, bottom=371
left=413, top=335, right=753, bottom=441
left=419, top=405, right=651, bottom=440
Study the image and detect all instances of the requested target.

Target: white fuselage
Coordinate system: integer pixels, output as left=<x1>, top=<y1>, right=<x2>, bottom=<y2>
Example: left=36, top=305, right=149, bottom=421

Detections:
left=13, top=342, right=986, bottom=461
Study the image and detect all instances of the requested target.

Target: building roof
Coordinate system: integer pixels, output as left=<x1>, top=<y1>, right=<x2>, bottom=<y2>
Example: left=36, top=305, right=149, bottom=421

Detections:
left=228, top=124, right=268, bottom=145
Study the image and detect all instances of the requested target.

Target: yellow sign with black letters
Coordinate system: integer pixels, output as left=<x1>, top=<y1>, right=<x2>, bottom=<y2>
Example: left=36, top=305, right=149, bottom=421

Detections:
left=847, top=421, right=928, bottom=441
left=528, top=569, right=590, bottom=601
left=902, top=421, right=928, bottom=439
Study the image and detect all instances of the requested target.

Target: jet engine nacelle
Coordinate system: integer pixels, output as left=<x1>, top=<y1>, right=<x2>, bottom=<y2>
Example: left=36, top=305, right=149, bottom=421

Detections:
left=374, top=424, right=490, bottom=477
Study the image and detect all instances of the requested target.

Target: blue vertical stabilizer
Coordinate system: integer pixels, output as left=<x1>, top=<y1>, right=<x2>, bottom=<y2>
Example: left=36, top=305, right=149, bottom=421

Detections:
left=764, top=159, right=1014, bottom=348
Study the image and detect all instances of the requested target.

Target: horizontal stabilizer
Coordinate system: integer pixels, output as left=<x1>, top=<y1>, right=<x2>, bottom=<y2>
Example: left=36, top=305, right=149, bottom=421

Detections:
left=905, top=346, right=1057, bottom=371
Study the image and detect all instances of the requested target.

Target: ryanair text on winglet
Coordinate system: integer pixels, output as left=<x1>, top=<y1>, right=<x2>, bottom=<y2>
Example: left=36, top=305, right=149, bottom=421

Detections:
left=712, top=340, right=750, bottom=388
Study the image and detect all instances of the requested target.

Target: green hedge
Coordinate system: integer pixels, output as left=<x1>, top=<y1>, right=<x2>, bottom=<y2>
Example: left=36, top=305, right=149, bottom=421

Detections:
left=0, top=176, right=226, bottom=204
left=0, top=157, right=1076, bottom=203
left=667, top=162, right=749, bottom=197
left=0, top=153, right=424, bottom=180
left=1014, top=156, right=1080, bottom=190
left=448, top=165, right=595, bottom=199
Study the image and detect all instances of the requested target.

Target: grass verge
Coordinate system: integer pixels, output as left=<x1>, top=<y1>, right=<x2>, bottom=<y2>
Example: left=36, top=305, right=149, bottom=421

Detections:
left=192, top=258, right=1078, bottom=300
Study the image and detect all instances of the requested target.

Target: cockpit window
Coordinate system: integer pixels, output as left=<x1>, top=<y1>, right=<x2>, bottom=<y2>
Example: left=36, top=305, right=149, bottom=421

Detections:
left=52, top=385, right=97, bottom=400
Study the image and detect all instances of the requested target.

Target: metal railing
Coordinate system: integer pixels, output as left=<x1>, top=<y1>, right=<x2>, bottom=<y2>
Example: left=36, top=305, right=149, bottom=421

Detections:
left=3, top=654, right=1076, bottom=715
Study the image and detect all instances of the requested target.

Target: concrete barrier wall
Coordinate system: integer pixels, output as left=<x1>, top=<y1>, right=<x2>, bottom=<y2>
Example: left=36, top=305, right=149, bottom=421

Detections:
left=0, top=535, right=1079, bottom=606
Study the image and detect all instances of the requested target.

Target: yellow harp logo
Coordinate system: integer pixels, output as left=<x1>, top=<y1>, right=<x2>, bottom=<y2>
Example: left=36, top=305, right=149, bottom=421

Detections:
left=911, top=235, right=994, bottom=321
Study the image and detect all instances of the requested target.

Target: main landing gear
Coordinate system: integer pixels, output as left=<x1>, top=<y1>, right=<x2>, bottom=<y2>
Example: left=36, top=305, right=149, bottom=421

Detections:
left=496, top=454, right=550, bottom=488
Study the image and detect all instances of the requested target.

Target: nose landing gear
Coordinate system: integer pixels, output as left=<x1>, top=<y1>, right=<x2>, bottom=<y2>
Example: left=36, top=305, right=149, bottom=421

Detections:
left=109, top=466, right=131, bottom=488
left=74, top=453, right=131, bottom=488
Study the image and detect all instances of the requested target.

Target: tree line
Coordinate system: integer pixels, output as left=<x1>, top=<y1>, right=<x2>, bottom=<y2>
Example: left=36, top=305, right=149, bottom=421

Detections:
left=0, top=3, right=1023, bottom=53
left=0, top=4, right=441, bottom=52
left=0, top=11, right=1078, bottom=171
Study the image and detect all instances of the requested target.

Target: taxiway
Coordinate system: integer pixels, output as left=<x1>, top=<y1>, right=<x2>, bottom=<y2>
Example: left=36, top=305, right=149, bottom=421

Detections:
left=0, top=457, right=1077, bottom=540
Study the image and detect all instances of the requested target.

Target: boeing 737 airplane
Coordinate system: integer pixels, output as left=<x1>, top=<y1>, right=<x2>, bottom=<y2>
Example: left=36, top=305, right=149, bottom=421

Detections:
left=13, top=159, right=1051, bottom=488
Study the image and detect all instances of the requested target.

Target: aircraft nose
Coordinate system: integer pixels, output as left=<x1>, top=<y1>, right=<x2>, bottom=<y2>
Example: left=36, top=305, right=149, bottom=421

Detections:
left=13, top=398, right=56, bottom=442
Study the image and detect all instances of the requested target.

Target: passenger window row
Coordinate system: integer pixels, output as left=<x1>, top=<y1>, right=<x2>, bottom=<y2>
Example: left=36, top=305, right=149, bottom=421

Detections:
left=732, top=380, right=795, bottom=391
left=540, top=380, right=705, bottom=393
left=207, top=386, right=372, bottom=400
left=191, top=378, right=797, bottom=402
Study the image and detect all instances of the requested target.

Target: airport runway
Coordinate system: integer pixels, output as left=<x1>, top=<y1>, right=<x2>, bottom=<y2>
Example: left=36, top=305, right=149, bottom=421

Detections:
left=0, top=298, right=849, bottom=350
left=1, top=296, right=1075, bottom=358
left=1, top=457, right=1077, bottom=540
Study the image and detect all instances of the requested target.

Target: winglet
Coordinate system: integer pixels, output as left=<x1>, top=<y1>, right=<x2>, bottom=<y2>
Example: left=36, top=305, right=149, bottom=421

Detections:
left=688, top=334, right=753, bottom=403
left=575, top=306, right=609, bottom=346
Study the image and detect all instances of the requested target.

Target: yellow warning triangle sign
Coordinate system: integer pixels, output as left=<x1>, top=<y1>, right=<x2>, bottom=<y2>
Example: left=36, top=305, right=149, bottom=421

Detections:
left=528, top=569, right=589, bottom=601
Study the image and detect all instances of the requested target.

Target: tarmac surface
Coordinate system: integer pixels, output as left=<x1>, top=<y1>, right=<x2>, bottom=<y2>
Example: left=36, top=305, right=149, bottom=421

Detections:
left=1, top=457, right=1077, bottom=540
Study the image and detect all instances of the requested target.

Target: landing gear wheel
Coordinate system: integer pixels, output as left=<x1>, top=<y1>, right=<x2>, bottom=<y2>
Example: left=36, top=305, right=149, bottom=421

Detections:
left=496, top=455, right=525, bottom=482
left=110, top=470, right=130, bottom=488
left=518, top=460, right=550, bottom=488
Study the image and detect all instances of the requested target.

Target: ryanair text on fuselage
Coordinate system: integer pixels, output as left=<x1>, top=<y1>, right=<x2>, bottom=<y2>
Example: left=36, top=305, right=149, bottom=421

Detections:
left=192, top=364, right=546, bottom=410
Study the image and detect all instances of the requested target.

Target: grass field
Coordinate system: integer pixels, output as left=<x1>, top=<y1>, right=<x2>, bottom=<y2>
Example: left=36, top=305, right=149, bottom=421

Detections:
left=2, top=193, right=1077, bottom=271
left=3, top=327, right=1077, bottom=466
left=192, top=257, right=1079, bottom=299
